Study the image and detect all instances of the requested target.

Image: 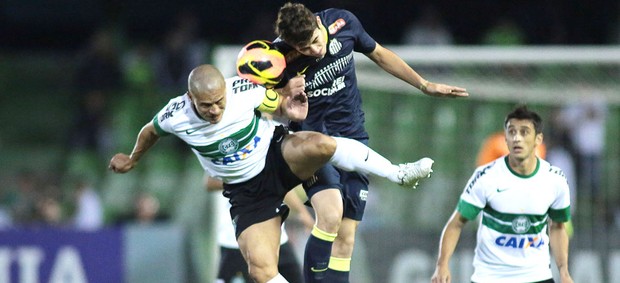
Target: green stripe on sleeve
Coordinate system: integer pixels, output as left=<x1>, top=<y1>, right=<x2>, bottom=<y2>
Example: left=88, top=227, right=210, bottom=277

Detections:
left=549, top=206, right=571, bottom=222
left=152, top=115, right=171, bottom=136
left=457, top=199, right=482, bottom=220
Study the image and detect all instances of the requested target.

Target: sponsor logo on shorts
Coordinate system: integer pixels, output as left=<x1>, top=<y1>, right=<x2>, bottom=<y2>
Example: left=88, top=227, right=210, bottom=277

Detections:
left=305, top=175, right=319, bottom=188
left=359, top=190, right=368, bottom=201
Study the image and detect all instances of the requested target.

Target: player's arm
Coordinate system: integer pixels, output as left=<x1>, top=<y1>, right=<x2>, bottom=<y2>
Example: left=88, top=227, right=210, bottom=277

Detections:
left=431, top=210, right=469, bottom=283
left=549, top=220, right=574, bottom=283
left=258, top=75, right=308, bottom=122
left=365, top=43, right=468, bottom=98
left=109, top=121, right=160, bottom=173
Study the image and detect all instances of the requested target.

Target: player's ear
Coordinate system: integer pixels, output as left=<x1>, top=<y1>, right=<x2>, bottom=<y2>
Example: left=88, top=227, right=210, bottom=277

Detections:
left=536, top=132, right=543, bottom=146
left=186, top=91, right=194, bottom=102
left=316, top=16, right=322, bottom=26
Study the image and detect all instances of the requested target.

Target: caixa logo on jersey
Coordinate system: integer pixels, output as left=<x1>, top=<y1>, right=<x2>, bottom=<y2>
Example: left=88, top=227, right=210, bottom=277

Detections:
left=213, top=136, right=261, bottom=165
left=495, top=235, right=545, bottom=249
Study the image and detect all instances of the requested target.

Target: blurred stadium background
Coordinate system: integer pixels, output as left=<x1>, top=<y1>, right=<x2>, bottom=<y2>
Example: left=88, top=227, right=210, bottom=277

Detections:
left=1, top=1, right=619, bottom=282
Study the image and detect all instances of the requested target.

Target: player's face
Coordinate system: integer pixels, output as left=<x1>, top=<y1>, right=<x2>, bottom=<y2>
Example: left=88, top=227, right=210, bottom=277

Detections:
left=190, top=88, right=226, bottom=124
left=293, top=21, right=327, bottom=58
left=504, top=119, right=542, bottom=160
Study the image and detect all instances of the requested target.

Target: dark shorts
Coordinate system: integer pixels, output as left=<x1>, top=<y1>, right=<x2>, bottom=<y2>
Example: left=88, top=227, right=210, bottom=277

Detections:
left=303, top=139, right=369, bottom=221
left=223, top=126, right=302, bottom=238
left=217, top=242, right=303, bottom=283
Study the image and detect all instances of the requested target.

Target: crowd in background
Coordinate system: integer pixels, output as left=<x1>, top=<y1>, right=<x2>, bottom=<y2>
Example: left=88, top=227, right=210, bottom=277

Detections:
left=1, top=1, right=619, bottom=51
left=0, top=1, right=615, bottom=231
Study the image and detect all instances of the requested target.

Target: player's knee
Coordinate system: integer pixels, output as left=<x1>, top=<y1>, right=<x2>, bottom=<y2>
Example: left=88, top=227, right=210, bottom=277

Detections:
left=309, top=133, right=337, bottom=160
left=316, top=209, right=343, bottom=233
left=336, top=232, right=356, bottom=249
left=248, top=263, right=278, bottom=283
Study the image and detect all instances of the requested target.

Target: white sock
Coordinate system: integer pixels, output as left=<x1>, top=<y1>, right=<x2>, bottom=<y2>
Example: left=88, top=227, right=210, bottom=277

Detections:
left=266, top=273, right=288, bottom=283
left=328, top=137, right=400, bottom=182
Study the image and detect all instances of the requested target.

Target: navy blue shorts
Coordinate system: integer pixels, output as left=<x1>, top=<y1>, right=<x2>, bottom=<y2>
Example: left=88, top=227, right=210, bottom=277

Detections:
left=303, top=140, right=370, bottom=221
left=223, top=126, right=302, bottom=238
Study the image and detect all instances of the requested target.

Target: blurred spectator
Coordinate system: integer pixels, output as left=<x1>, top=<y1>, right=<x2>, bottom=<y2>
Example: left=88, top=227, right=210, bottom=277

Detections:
left=35, top=196, right=63, bottom=227
left=134, top=192, right=162, bottom=224
left=69, top=90, right=112, bottom=153
left=10, top=170, right=39, bottom=225
left=401, top=5, right=453, bottom=46
left=0, top=177, right=14, bottom=229
left=115, top=192, right=168, bottom=225
left=546, top=108, right=577, bottom=211
left=561, top=100, right=606, bottom=201
left=152, top=10, right=208, bottom=92
left=74, top=28, right=124, bottom=93
left=482, top=17, right=526, bottom=45
left=122, top=42, right=156, bottom=91
left=69, top=27, right=123, bottom=156
left=72, top=179, right=104, bottom=230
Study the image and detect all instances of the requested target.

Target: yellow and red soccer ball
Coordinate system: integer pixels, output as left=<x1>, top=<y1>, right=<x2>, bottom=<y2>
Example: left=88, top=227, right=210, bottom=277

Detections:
left=236, top=40, right=286, bottom=87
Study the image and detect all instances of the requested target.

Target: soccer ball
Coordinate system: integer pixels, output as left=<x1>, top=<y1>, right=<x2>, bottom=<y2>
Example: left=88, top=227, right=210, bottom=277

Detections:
left=236, top=40, right=286, bottom=87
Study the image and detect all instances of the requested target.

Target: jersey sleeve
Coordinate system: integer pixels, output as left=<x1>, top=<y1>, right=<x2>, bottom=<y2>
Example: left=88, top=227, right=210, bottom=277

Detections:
left=152, top=99, right=181, bottom=137
left=341, top=10, right=376, bottom=53
left=548, top=167, right=571, bottom=222
left=457, top=167, right=490, bottom=220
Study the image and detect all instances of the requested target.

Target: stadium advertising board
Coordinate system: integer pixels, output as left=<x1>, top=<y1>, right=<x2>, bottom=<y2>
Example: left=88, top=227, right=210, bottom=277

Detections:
left=0, top=228, right=123, bottom=283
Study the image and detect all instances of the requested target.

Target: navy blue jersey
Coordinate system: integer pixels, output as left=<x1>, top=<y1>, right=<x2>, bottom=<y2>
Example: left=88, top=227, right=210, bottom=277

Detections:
left=275, top=9, right=376, bottom=140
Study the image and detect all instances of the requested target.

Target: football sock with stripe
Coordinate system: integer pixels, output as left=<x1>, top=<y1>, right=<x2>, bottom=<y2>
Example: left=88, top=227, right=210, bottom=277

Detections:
left=325, top=256, right=351, bottom=282
left=304, top=226, right=337, bottom=283
left=329, top=137, right=400, bottom=182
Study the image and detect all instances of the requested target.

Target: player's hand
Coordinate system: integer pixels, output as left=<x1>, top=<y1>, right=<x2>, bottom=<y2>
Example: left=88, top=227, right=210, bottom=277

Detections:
left=423, top=81, right=469, bottom=98
left=278, top=75, right=308, bottom=122
left=431, top=265, right=451, bottom=283
left=108, top=153, right=135, bottom=173
left=280, top=74, right=306, bottom=98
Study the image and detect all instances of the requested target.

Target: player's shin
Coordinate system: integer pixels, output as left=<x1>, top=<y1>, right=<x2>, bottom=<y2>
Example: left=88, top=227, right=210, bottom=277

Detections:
left=328, top=137, right=400, bottom=182
left=304, top=226, right=337, bottom=283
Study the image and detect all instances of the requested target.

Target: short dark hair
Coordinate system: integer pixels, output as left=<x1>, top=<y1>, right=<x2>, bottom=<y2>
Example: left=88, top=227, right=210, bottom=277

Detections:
left=275, top=2, right=317, bottom=47
left=504, top=104, right=543, bottom=133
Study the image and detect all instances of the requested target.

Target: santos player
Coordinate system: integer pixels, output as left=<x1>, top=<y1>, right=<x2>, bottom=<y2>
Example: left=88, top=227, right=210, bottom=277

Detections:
left=273, top=3, right=468, bottom=282
left=431, top=105, right=573, bottom=283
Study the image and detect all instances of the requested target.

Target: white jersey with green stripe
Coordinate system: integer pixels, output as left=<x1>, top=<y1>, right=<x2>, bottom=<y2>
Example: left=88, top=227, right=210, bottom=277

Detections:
left=152, top=76, right=277, bottom=184
left=458, top=156, right=571, bottom=283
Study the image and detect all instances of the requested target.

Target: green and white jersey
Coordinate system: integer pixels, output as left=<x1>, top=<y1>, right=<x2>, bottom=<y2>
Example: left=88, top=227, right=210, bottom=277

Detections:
left=458, top=156, right=571, bottom=283
left=153, top=76, right=277, bottom=184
